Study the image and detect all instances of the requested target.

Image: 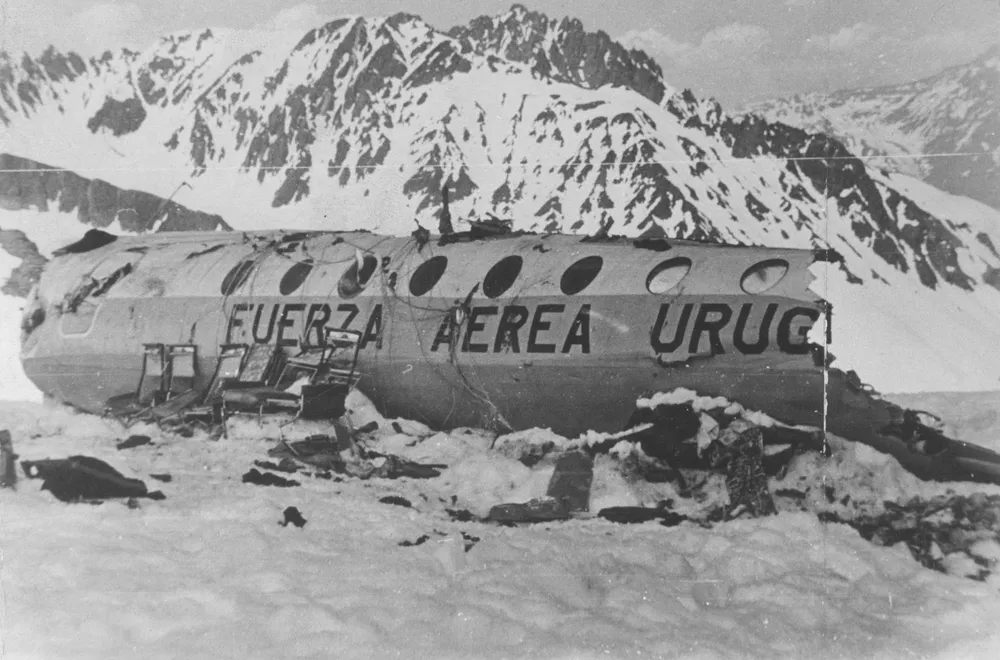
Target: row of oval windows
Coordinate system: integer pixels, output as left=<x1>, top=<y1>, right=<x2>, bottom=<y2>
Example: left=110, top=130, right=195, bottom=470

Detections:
left=221, top=254, right=792, bottom=298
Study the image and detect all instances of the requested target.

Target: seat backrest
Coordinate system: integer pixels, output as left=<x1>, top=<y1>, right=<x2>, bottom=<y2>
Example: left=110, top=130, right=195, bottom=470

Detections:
left=166, top=345, right=198, bottom=395
left=277, top=346, right=326, bottom=389
left=240, top=343, right=278, bottom=385
left=136, top=343, right=165, bottom=404
left=204, top=344, right=248, bottom=402
left=323, top=329, right=361, bottom=385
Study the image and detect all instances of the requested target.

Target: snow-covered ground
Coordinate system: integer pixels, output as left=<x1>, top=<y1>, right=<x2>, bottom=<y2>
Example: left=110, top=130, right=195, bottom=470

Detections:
left=3, top=392, right=1000, bottom=659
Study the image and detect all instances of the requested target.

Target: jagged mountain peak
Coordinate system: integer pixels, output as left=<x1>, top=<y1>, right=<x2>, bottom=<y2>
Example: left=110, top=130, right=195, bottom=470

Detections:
left=449, top=4, right=669, bottom=103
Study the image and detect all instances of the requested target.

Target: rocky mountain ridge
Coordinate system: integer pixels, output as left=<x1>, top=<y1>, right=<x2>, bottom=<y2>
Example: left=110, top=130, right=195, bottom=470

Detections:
left=2, top=5, right=1000, bottom=392
left=745, top=46, right=1000, bottom=211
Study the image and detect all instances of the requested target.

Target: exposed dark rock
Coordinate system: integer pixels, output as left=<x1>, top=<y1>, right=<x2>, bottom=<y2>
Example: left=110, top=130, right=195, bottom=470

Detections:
left=87, top=96, right=146, bottom=136
left=0, top=229, right=46, bottom=296
left=0, top=153, right=229, bottom=232
left=450, top=5, right=666, bottom=103
left=723, top=116, right=976, bottom=291
left=985, top=266, right=1000, bottom=292
left=379, top=495, right=412, bottom=508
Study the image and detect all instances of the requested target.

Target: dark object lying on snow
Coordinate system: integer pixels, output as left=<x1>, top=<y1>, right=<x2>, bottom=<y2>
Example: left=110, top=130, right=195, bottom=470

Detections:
left=254, top=458, right=299, bottom=474
left=280, top=506, right=307, bottom=528
left=399, top=534, right=430, bottom=547
left=714, top=423, right=776, bottom=519
left=1, top=430, right=17, bottom=489
left=398, top=531, right=481, bottom=551
left=379, top=495, right=412, bottom=508
left=820, top=493, right=1000, bottom=582
left=149, top=473, right=172, bottom=483
left=242, top=469, right=300, bottom=488
left=267, top=436, right=444, bottom=480
left=880, top=409, right=951, bottom=456
left=488, top=497, right=570, bottom=523
left=487, top=449, right=596, bottom=523
left=622, top=403, right=817, bottom=476
left=446, top=508, right=479, bottom=522
left=626, top=403, right=702, bottom=465
left=545, top=451, right=593, bottom=512
left=598, top=507, right=690, bottom=526
left=21, top=456, right=165, bottom=503
left=116, top=435, right=152, bottom=450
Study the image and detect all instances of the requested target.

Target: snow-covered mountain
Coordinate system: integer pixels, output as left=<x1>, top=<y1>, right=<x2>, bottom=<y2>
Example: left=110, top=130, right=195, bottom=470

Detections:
left=2, top=4, right=1000, bottom=394
left=745, top=46, right=1000, bottom=212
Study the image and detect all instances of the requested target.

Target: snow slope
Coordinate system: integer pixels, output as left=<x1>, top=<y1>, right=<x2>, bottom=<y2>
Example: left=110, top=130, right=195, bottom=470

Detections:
left=2, top=394, right=1000, bottom=659
left=745, top=46, right=1000, bottom=211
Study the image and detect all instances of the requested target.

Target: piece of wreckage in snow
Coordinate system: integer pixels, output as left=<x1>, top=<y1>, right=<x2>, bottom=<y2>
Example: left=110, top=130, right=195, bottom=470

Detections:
left=18, top=225, right=1000, bottom=484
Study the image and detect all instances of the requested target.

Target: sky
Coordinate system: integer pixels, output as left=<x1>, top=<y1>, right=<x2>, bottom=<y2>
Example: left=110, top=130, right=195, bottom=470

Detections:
left=0, top=0, right=998, bottom=106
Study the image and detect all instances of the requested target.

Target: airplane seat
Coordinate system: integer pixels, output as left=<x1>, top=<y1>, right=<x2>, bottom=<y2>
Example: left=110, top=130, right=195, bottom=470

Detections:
left=136, top=343, right=166, bottom=405
left=103, top=343, right=167, bottom=421
left=180, top=344, right=249, bottom=424
left=165, top=345, right=198, bottom=398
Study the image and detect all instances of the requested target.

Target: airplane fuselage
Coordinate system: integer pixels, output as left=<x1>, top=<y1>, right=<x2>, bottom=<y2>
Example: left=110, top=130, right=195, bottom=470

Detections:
left=21, top=230, right=825, bottom=436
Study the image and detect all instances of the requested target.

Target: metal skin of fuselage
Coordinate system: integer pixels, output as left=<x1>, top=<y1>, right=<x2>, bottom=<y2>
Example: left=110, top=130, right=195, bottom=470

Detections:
left=18, top=229, right=1000, bottom=484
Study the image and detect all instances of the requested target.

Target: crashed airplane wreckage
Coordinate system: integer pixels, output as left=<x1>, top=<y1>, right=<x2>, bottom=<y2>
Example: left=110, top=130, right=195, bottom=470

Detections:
left=19, top=224, right=1000, bottom=485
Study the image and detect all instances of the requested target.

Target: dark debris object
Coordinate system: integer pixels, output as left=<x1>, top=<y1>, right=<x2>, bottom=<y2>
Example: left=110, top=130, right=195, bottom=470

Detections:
left=116, top=435, right=152, bottom=450
left=597, top=507, right=691, bottom=526
left=487, top=497, right=570, bottom=524
left=254, top=458, right=300, bottom=474
left=399, top=534, right=430, bottom=547
left=149, top=473, right=172, bottom=482
left=21, top=456, right=164, bottom=503
left=242, top=469, right=300, bottom=488
left=775, top=488, right=807, bottom=500
left=379, top=495, right=412, bottom=508
left=819, top=493, right=1000, bottom=581
left=280, top=506, right=307, bottom=528
left=446, top=508, right=479, bottom=522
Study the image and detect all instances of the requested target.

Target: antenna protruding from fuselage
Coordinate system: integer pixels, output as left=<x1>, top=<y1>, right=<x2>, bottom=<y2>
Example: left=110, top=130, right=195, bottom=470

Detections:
left=439, top=181, right=453, bottom=235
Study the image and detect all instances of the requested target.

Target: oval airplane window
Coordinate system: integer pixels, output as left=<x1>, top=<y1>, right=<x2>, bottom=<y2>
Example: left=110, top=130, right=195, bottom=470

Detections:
left=741, top=259, right=790, bottom=294
left=338, top=253, right=379, bottom=298
left=646, top=257, right=692, bottom=294
left=483, top=255, right=523, bottom=298
left=409, top=256, right=448, bottom=297
left=280, top=260, right=313, bottom=295
left=220, top=259, right=257, bottom=296
left=560, top=256, right=603, bottom=295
